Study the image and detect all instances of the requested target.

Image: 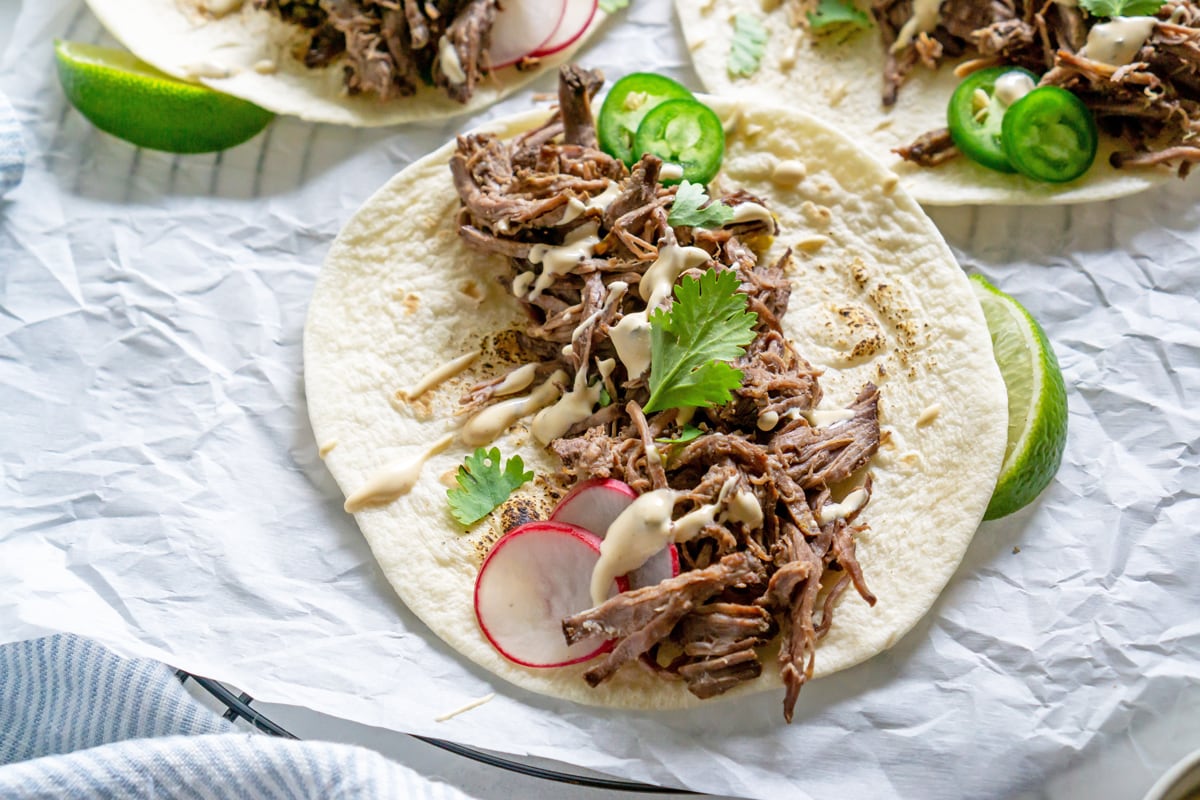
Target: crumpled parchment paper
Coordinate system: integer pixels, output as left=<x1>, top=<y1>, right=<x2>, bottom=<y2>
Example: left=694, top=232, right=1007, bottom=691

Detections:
left=2, top=2, right=1199, bottom=798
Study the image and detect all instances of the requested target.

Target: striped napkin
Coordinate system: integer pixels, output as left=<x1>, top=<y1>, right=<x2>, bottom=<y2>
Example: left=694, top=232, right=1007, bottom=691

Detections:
left=0, top=635, right=478, bottom=799
left=0, top=90, right=24, bottom=196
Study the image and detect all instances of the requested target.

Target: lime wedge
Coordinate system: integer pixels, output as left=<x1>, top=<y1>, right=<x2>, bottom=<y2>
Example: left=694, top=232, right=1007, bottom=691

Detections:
left=970, top=274, right=1068, bottom=520
left=54, top=40, right=273, bottom=154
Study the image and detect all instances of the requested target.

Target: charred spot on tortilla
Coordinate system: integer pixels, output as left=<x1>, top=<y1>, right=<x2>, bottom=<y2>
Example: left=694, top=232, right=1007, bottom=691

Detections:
left=499, top=495, right=544, bottom=534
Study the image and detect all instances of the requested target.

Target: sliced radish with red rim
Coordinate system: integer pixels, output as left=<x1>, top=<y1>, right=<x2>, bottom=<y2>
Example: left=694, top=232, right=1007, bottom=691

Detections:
left=489, top=0, right=567, bottom=69
left=474, top=521, right=625, bottom=668
left=550, top=477, right=680, bottom=590
left=627, top=544, right=680, bottom=591
left=529, top=0, right=599, bottom=58
left=551, top=477, right=636, bottom=535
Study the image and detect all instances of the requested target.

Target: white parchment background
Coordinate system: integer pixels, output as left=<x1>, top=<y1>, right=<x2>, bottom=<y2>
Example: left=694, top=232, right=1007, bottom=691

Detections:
left=2, top=2, right=1199, bottom=798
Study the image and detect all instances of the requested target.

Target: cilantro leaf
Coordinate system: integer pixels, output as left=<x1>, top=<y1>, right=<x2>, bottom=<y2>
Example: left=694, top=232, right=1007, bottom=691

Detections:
left=807, top=0, right=872, bottom=33
left=728, top=13, right=769, bottom=78
left=667, top=180, right=734, bottom=228
left=655, top=423, right=705, bottom=445
left=1078, top=0, right=1164, bottom=16
left=644, top=269, right=758, bottom=414
left=446, top=447, right=534, bottom=527
left=599, top=0, right=629, bottom=12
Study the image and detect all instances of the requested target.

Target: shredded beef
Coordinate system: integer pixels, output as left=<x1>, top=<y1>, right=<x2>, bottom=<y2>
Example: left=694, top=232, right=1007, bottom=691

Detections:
left=886, top=0, right=1200, bottom=175
left=454, top=68, right=884, bottom=722
left=254, top=0, right=498, bottom=104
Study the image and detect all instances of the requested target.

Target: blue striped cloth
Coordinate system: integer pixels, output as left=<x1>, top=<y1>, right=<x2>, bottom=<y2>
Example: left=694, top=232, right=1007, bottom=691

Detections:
left=0, top=90, right=23, bottom=196
left=0, top=635, right=477, bottom=799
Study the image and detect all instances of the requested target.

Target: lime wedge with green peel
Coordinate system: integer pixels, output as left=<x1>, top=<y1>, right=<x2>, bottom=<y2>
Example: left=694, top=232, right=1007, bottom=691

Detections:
left=54, top=40, right=273, bottom=154
left=970, top=274, right=1068, bottom=520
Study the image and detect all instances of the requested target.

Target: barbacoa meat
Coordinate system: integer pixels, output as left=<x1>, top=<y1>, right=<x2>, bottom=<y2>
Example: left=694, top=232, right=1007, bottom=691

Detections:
left=885, top=0, right=1200, bottom=175
left=454, top=67, right=883, bottom=722
left=255, top=0, right=497, bottom=104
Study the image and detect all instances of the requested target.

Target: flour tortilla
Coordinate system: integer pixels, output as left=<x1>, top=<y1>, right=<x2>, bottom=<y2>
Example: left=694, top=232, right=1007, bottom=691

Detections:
left=303, top=97, right=1008, bottom=709
left=84, top=0, right=606, bottom=126
left=675, top=0, right=1170, bottom=205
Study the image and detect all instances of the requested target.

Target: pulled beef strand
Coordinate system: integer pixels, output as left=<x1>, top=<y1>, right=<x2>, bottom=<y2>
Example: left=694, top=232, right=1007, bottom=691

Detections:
left=885, top=0, right=1200, bottom=174
left=254, top=0, right=497, bottom=103
left=455, top=67, right=882, bottom=722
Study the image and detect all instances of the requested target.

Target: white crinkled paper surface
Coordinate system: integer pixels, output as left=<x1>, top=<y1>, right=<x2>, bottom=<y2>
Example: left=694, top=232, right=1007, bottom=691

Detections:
left=2, top=2, right=1199, bottom=798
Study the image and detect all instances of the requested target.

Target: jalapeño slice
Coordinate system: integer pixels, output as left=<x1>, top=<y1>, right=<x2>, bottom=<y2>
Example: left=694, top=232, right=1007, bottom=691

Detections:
left=1001, top=86, right=1098, bottom=183
left=632, top=98, right=725, bottom=185
left=947, top=66, right=1038, bottom=174
left=597, top=72, right=695, bottom=167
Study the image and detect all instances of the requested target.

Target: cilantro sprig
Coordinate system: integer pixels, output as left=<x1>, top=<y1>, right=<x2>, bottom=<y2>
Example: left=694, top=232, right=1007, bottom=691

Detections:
left=446, top=447, right=533, bottom=526
left=667, top=180, right=734, bottom=228
left=728, top=13, right=769, bottom=78
left=807, top=0, right=872, bottom=33
left=644, top=269, right=757, bottom=414
left=1078, top=0, right=1164, bottom=16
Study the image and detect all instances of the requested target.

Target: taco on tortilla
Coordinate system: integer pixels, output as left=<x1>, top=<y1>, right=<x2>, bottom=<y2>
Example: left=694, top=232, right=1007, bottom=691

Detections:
left=82, top=0, right=605, bottom=125
left=304, top=66, right=1008, bottom=720
left=676, top=0, right=1200, bottom=204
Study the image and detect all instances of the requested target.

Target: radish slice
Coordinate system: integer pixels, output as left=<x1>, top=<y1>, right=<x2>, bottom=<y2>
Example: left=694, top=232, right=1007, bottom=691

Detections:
left=474, top=521, right=623, bottom=668
left=550, top=478, right=680, bottom=591
left=529, top=0, right=599, bottom=58
left=628, top=544, right=681, bottom=591
left=551, top=477, right=636, bottom=535
left=489, top=0, right=567, bottom=69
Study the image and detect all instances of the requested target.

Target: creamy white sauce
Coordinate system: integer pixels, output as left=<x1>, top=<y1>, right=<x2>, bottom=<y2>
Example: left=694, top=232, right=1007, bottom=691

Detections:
left=398, top=350, right=479, bottom=401
left=676, top=406, right=696, bottom=426
left=512, top=271, right=535, bottom=297
left=528, top=223, right=599, bottom=300
left=727, top=488, right=763, bottom=529
left=591, top=489, right=677, bottom=605
left=638, top=244, right=712, bottom=304
left=434, top=692, right=495, bottom=722
left=610, top=311, right=652, bottom=378
left=817, top=488, right=869, bottom=525
left=672, top=502, right=720, bottom=542
left=588, top=181, right=622, bottom=211
left=492, top=363, right=539, bottom=397
left=560, top=197, right=587, bottom=224
left=344, top=434, right=454, bottom=513
left=561, top=182, right=621, bottom=225
left=757, top=410, right=780, bottom=431
left=660, top=163, right=685, bottom=182
left=460, top=371, right=566, bottom=446
left=804, top=408, right=856, bottom=427
left=438, top=35, right=467, bottom=84
left=252, top=59, right=277, bottom=75
left=672, top=476, right=739, bottom=542
left=201, top=0, right=243, bottom=17
left=994, top=71, right=1036, bottom=106
left=1081, top=16, right=1156, bottom=66
left=729, top=202, right=773, bottom=226
left=597, top=358, right=617, bottom=381
left=892, top=0, right=943, bottom=51
left=531, top=375, right=602, bottom=444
